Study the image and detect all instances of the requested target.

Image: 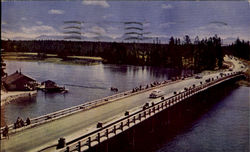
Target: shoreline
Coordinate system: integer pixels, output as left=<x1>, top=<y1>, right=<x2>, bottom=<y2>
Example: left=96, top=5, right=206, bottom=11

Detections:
left=1, top=90, right=37, bottom=106
left=237, top=59, right=250, bottom=87
left=2, top=52, right=102, bottom=66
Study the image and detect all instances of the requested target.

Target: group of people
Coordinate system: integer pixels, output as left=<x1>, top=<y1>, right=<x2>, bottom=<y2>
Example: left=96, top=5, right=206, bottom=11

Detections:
left=110, top=87, right=118, bottom=92
left=2, top=117, right=31, bottom=139
left=14, top=117, right=31, bottom=129
left=132, top=81, right=164, bottom=93
left=132, top=85, right=143, bottom=93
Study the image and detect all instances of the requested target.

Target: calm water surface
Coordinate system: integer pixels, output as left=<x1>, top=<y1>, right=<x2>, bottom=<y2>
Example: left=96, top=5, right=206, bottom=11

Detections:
left=1, top=60, right=249, bottom=152
left=156, top=86, right=249, bottom=152
left=2, top=60, right=190, bottom=125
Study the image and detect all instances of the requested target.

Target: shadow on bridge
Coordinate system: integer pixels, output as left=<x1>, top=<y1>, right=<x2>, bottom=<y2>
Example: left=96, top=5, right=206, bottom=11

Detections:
left=90, top=79, right=241, bottom=152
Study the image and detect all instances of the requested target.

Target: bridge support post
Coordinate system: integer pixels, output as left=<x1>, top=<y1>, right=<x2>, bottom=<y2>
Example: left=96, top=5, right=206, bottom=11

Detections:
left=121, top=122, right=123, bottom=131
left=88, top=137, right=91, bottom=148
left=139, top=114, right=141, bottom=121
left=127, top=119, right=130, bottom=127
left=97, top=133, right=100, bottom=143
left=114, top=125, right=116, bottom=135
left=77, top=141, right=81, bottom=152
left=106, top=129, right=109, bottom=138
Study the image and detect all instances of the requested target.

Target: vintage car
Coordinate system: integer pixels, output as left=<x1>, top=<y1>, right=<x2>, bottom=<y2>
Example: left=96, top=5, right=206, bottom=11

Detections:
left=149, top=89, right=164, bottom=98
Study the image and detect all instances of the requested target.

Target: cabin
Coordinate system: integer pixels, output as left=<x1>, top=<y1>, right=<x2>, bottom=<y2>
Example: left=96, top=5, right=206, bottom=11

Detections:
left=2, top=71, right=37, bottom=91
left=41, top=80, right=58, bottom=89
left=41, top=80, right=66, bottom=92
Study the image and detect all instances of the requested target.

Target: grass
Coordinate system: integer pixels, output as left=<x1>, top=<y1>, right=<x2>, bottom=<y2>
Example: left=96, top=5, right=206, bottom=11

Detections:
left=2, top=52, right=102, bottom=66
left=67, top=56, right=103, bottom=61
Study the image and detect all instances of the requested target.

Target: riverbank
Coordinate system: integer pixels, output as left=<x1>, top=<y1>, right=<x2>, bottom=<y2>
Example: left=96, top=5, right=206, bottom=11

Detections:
left=1, top=90, right=37, bottom=106
left=237, top=59, right=250, bottom=87
left=2, top=52, right=102, bottom=66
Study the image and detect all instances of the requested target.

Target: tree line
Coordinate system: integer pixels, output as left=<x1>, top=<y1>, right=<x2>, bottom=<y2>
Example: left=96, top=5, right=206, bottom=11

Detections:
left=1, top=35, right=249, bottom=71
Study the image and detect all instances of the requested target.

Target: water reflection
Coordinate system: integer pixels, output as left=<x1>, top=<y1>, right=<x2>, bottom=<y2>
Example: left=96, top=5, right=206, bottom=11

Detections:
left=2, top=60, right=193, bottom=125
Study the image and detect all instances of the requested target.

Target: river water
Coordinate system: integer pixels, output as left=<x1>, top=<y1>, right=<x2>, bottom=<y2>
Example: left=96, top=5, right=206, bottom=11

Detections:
left=2, top=60, right=191, bottom=125
left=156, top=85, right=249, bottom=152
left=1, top=60, right=249, bottom=152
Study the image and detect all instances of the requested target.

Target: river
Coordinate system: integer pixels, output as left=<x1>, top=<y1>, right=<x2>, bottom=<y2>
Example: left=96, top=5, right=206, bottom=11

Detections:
left=1, top=60, right=248, bottom=152
left=2, top=60, right=192, bottom=126
left=156, top=85, right=249, bottom=152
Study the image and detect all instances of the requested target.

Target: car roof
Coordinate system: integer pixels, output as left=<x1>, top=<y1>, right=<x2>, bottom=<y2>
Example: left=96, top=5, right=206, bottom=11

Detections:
left=152, top=89, right=161, bottom=92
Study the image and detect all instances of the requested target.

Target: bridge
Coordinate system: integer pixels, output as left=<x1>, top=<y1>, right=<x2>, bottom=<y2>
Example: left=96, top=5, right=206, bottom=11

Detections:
left=0, top=56, right=247, bottom=152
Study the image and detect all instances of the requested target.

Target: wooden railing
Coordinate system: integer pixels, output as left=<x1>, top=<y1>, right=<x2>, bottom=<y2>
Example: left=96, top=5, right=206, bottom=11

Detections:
left=57, top=71, right=244, bottom=152
left=0, top=74, right=183, bottom=137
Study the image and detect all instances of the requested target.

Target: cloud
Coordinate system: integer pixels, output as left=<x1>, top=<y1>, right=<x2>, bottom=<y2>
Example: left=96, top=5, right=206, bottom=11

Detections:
left=21, top=17, right=27, bottom=21
left=82, top=0, right=110, bottom=8
left=161, top=4, right=173, bottom=9
left=21, top=25, right=57, bottom=34
left=144, top=22, right=151, bottom=27
left=159, top=22, right=176, bottom=28
left=185, top=23, right=250, bottom=43
left=1, top=25, right=63, bottom=40
left=36, top=21, right=43, bottom=25
left=106, top=26, right=118, bottom=32
left=102, top=14, right=114, bottom=19
left=2, top=30, right=39, bottom=40
left=48, top=9, right=64, bottom=14
left=2, top=21, right=7, bottom=25
left=88, top=26, right=106, bottom=36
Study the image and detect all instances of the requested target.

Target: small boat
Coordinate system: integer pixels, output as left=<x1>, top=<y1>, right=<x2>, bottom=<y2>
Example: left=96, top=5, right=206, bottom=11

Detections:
left=41, top=80, right=68, bottom=93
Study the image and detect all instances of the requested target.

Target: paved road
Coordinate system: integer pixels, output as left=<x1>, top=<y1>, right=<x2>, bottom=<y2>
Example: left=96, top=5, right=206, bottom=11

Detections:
left=0, top=56, right=244, bottom=152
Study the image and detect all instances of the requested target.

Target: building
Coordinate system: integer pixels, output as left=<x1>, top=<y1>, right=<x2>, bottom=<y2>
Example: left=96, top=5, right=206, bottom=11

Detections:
left=41, top=80, right=66, bottom=92
left=2, top=71, right=37, bottom=91
left=41, top=80, right=57, bottom=89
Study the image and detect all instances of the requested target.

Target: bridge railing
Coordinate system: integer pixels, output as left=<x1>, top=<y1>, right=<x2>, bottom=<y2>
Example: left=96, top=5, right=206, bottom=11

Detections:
left=58, top=71, right=244, bottom=152
left=0, top=76, right=177, bottom=136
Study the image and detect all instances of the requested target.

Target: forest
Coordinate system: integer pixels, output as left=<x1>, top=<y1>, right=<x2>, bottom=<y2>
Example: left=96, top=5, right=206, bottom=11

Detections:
left=1, top=35, right=249, bottom=71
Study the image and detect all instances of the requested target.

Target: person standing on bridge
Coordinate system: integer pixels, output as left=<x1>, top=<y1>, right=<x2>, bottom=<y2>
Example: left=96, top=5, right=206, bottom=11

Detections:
left=26, top=117, right=31, bottom=125
left=3, top=125, right=9, bottom=139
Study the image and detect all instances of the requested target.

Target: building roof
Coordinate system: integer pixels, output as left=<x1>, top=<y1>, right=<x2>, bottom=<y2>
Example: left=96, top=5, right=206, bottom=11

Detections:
left=41, top=80, right=56, bottom=85
left=2, top=71, right=36, bottom=85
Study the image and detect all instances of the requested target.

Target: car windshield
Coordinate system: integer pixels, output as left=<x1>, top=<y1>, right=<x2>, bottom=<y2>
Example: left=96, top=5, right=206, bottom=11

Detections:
left=152, top=90, right=161, bottom=93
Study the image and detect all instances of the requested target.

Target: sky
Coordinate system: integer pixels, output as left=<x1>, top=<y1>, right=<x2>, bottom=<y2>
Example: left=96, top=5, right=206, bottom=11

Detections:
left=1, top=0, right=250, bottom=44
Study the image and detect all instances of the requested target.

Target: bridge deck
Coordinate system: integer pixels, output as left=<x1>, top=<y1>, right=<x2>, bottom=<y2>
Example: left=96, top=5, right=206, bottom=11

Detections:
left=0, top=55, right=246, bottom=152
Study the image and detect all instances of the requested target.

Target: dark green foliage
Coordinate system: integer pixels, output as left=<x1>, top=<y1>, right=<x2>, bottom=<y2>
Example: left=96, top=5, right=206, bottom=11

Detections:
left=193, top=35, right=224, bottom=71
left=231, top=38, right=249, bottom=60
left=1, top=35, right=249, bottom=70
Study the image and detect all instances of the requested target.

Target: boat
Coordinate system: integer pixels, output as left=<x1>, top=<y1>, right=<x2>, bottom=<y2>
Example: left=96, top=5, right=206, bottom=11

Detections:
left=41, top=80, right=68, bottom=93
